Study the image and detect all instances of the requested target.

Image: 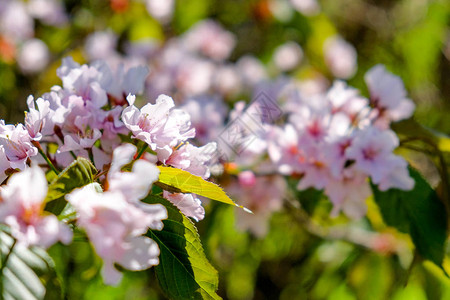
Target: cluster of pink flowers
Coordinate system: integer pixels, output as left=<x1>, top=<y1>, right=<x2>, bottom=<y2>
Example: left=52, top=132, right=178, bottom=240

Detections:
left=0, top=57, right=218, bottom=284
left=264, top=65, right=415, bottom=218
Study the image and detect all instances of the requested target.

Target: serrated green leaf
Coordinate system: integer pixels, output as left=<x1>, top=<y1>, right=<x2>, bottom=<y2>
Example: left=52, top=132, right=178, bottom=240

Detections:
left=371, top=167, right=447, bottom=269
left=156, top=166, right=249, bottom=212
left=44, top=158, right=97, bottom=215
left=145, top=194, right=221, bottom=300
left=0, top=229, right=62, bottom=300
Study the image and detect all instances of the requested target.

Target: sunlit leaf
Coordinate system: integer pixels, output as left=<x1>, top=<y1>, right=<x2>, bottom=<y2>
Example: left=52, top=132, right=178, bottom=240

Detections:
left=145, top=195, right=221, bottom=300
left=156, top=166, right=250, bottom=212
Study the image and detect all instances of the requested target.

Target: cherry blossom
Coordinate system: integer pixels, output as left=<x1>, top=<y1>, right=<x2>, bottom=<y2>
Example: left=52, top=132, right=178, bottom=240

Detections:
left=122, top=94, right=195, bottom=159
left=0, top=166, right=72, bottom=248
left=164, top=191, right=205, bottom=222
left=66, top=183, right=167, bottom=285
left=365, top=64, right=415, bottom=127
left=0, top=121, right=38, bottom=172
left=324, top=36, right=357, bottom=79
left=228, top=172, right=286, bottom=237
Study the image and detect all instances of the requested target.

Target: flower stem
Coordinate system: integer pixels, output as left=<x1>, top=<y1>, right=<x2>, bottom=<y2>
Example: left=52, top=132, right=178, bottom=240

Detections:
left=135, top=144, right=149, bottom=161
left=33, top=141, right=59, bottom=175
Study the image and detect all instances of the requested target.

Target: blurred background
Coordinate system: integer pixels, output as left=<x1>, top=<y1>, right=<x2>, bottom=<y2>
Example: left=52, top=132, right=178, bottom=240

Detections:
left=1, top=0, right=450, bottom=299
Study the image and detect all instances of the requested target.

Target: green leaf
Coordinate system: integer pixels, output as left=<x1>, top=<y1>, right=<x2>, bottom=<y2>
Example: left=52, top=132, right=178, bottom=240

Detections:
left=145, top=194, right=221, bottom=300
left=0, top=228, right=62, bottom=300
left=371, top=167, right=447, bottom=269
left=173, top=0, right=209, bottom=33
left=44, top=158, right=97, bottom=215
left=156, top=166, right=250, bottom=212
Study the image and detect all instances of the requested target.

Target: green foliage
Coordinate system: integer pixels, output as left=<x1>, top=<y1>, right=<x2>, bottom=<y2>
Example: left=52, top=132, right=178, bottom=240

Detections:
left=44, top=158, right=97, bottom=215
left=395, top=2, right=449, bottom=88
left=157, top=166, right=247, bottom=210
left=173, top=0, right=209, bottom=33
left=145, top=194, right=220, bottom=299
left=0, top=228, right=62, bottom=300
left=371, top=167, right=448, bottom=269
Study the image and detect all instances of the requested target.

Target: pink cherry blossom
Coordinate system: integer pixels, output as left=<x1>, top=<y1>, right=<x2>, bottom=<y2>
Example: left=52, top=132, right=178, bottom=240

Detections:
left=165, top=142, right=217, bottom=179
left=365, top=64, right=415, bottom=127
left=179, top=96, right=227, bottom=144
left=24, top=96, right=53, bottom=141
left=0, top=166, right=72, bottom=248
left=163, top=191, right=205, bottom=222
left=345, top=127, right=413, bottom=189
left=107, top=143, right=160, bottom=202
left=0, top=121, right=38, bottom=171
left=122, top=94, right=195, bottom=159
left=324, top=36, right=357, bottom=79
left=325, top=167, right=371, bottom=219
left=17, top=38, right=49, bottom=74
left=273, top=41, right=303, bottom=72
left=182, top=20, right=236, bottom=61
left=228, top=174, right=286, bottom=237
left=66, top=183, right=167, bottom=285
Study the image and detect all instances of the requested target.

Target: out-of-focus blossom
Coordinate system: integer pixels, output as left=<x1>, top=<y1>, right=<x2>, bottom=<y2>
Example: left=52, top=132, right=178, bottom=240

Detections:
left=125, top=39, right=159, bottom=60
left=325, top=167, right=371, bottom=219
left=263, top=64, right=414, bottom=218
left=346, top=127, right=414, bottom=190
left=213, top=65, right=243, bottom=97
left=0, top=166, right=72, bottom=248
left=146, top=0, right=174, bottom=23
left=289, top=0, right=320, bottom=16
left=84, top=30, right=118, bottom=61
left=183, top=20, right=236, bottom=61
left=269, top=0, right=295, bottom=22
left=324, top=36, right=357, bottom=79
left=237, top=55, right=268, bottom=88
left=176, top=58, right=215, bottom=96
left=17, top=38, right=50, bottom=74
left=327, top=81, right=369, bottom=124
left=273, top=41, right=303, bottom=72
left=267, top=124, right=303, bottom=175
left=0, top=1, right=33, bottom=42
left=163, top=191, right=205, bottom=222
left=27, top=0, right=67, bottom=26
left=365, top=65, right=415, bottom=127
left=93, top=60, right=149, bottom=101
left=180, top=96, right=228, bottom=144
left=228, top=173, right=286, bottom=237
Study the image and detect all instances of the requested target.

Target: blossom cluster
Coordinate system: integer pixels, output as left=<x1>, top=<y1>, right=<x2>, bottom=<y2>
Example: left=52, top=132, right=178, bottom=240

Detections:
left=0, top=57, right=217, bottom=284
left=227, top=64, right=415, bottom=223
